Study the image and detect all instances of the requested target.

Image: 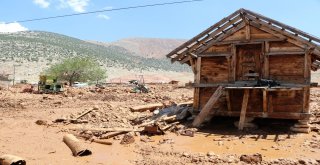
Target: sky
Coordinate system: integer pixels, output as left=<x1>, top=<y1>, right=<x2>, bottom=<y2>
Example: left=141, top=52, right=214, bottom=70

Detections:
left=0, top=0, right=319, bottom=42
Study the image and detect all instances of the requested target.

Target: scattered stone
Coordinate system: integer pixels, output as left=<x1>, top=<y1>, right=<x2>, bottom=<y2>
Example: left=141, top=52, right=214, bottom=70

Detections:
left=35, top=120, right=47, bottom=125
left=158, top=138, right=174, bottom=144
left=240, top=153, right=262, bottom=164
left=298, top=159, right=306, bottom=164
left=92, top=105, right=99, bottom=110
left=182, top=152, right=189, bottom=157
left=120, top=133, right=135, bottom=145
left=207, top=151, right=215, bottom=157
left=53, top=101, right=62, bottom=105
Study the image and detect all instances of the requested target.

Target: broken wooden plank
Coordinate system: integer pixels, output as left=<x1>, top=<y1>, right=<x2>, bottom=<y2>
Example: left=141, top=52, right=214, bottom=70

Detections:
left=130, top=103, right=164, bottom=112
left=176, top=101, right=193, bottom=106
left=99, top=131, right=126, bottom=139
left=91, top=139, right=112, bottom=145
left=160, top=121, right=180, bottom=131
left=137, top=115, right=178, bottom=128
left=238, top=89, right=250, bottom=130
left=76, top=109, right=93, bottom=120
left=192, top=86, right=224, bottom=127
left=69, top=127, right=143, bottom=132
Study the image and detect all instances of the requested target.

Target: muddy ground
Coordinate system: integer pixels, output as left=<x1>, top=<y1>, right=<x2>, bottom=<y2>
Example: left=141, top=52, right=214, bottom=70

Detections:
left=0, top=84, right=319, bottom=165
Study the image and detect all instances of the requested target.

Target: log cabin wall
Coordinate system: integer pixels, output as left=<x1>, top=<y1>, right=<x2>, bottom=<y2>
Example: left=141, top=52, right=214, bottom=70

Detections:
left=193, top=24, right=311, bottom=119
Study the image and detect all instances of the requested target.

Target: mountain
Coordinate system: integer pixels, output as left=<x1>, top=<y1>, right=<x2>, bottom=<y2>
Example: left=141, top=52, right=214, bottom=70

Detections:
left=0, top=31, right=192, bottom=83
left=93, top=38, right=187, bottom=59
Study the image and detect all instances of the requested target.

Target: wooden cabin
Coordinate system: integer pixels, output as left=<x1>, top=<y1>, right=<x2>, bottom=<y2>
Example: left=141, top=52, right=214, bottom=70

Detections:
left=166, top=9, right=320, bottom=130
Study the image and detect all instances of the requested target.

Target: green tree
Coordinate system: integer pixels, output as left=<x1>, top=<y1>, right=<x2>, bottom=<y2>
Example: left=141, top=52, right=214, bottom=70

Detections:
left=47, top=57, right=106, bottom=85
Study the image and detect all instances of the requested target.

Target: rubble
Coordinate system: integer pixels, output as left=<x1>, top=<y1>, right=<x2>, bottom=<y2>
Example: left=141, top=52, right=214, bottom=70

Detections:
left=240, top=153, right=262, bottom=164
left=120, top=133, right=135, bottom=145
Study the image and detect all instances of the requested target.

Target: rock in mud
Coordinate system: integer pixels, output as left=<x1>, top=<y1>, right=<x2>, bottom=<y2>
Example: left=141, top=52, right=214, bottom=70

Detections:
left=240, top=153, right=262, bottom=164
left=120, top=133, right=135, bottom=145
left=35, top=120, right=48, bottom=125
left=207, top=151, right=215, bottom=157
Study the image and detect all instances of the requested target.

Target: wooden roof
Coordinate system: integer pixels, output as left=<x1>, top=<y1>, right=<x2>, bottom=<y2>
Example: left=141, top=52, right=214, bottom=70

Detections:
left=166, top=8, right=320, bottom=70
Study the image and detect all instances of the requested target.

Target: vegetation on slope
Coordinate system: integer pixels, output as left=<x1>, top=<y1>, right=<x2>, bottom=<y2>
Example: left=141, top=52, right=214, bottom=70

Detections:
left=0, top=31, right=189, bottom=72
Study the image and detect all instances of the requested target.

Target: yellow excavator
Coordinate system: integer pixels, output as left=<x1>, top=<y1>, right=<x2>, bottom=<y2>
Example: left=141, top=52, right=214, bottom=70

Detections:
left=38, top=75, right=63, bottom=93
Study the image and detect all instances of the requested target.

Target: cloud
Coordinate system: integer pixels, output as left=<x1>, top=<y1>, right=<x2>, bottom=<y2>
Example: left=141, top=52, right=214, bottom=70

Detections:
left=0, top=22, right=28, bottom=33
left=97, top=14, right=110, bottom=20
left=59, top=0, right=90, bottom=12
left=33, top=0, right=50, bottom=8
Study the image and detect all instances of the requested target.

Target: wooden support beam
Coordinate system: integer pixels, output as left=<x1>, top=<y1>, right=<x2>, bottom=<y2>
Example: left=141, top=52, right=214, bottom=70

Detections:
left=304, top=49, right=312, bottom=84
left=263, top=89, right=267, bottom=113
left=198, top=53, right=231, bottom=57
left=268, top=95, right=273, bottom=113
left=192, top=86, right=224, bottom=127
left=189, top=56, right=196, bottom=74
left=226, top=90, right=232, bottom=111
left=180, top=55, right=192, bottom=64
left=246, top=24, right=251, bottom=40
left=195, top=57, right=202, bottom=84
left=227, top=55, right=232, bottom=82
left=238, top=89, right=249, bottom=130
left=193, top=57, right=202, bottom=111
left=212, top=38, right=285, bottom=46
left=266, top=51, right=305, bottom=56
left=264, top=41, right=269, bottom=79
left=303, top=87, right=310, bottom=113
left=231, top=44, right=237, bottom=82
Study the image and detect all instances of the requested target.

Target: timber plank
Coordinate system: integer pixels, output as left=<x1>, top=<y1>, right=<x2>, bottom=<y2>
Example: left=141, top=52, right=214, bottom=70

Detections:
left=238, top=89, right=250, bottom=130
left=263, top=89, right=267, bottom=113
left=192, top=86, right=224, bottom=127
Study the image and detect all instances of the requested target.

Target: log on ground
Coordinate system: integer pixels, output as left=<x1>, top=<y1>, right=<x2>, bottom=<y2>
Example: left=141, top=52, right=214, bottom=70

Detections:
left=130, top=103, right=164, bottom=112
left=0, top=154, right=26, bottom=165
left=63, top=134, right=92, bottom=157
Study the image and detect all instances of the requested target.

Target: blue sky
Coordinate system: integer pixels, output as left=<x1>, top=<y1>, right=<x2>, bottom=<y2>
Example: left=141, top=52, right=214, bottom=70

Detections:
left=0, top=0, right=319, bottom=42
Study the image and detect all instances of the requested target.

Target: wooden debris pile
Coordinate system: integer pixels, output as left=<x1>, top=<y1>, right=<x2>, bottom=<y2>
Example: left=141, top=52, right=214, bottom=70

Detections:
left=53, top=105, right=134, bottom=128
left=54, top=102, right=195, bottom=148
left=310, top=112, right=320, bottom=132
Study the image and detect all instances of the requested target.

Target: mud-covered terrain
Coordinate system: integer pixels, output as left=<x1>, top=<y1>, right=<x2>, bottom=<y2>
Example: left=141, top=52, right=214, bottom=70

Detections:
left=0, top=84, right=319, bottom=165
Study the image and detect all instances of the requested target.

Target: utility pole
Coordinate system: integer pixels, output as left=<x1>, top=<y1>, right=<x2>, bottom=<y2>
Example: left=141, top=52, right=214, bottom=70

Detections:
left=13, top=64, right=21, bottom=86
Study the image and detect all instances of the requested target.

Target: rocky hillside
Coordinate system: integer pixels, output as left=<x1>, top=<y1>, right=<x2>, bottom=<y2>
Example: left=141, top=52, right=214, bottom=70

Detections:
left=89, top=38, right=186, bottom=59
left=0, top=31, right=192, bottom=82
left=110, top=38, right=187, bottom=59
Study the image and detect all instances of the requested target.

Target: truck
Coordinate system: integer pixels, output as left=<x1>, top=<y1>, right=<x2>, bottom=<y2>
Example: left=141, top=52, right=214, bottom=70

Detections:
left=38, top=75, right=64, bottom=93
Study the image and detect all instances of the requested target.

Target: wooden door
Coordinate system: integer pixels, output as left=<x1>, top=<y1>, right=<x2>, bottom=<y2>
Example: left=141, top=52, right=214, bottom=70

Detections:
left=236, top=44, right=262, bottom=81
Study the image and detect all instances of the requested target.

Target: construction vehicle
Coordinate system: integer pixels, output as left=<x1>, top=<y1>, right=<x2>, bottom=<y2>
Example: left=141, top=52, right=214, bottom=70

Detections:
left=129, top=79, right=149, bottom=93
left=38, top=75, right=63, bottom=93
